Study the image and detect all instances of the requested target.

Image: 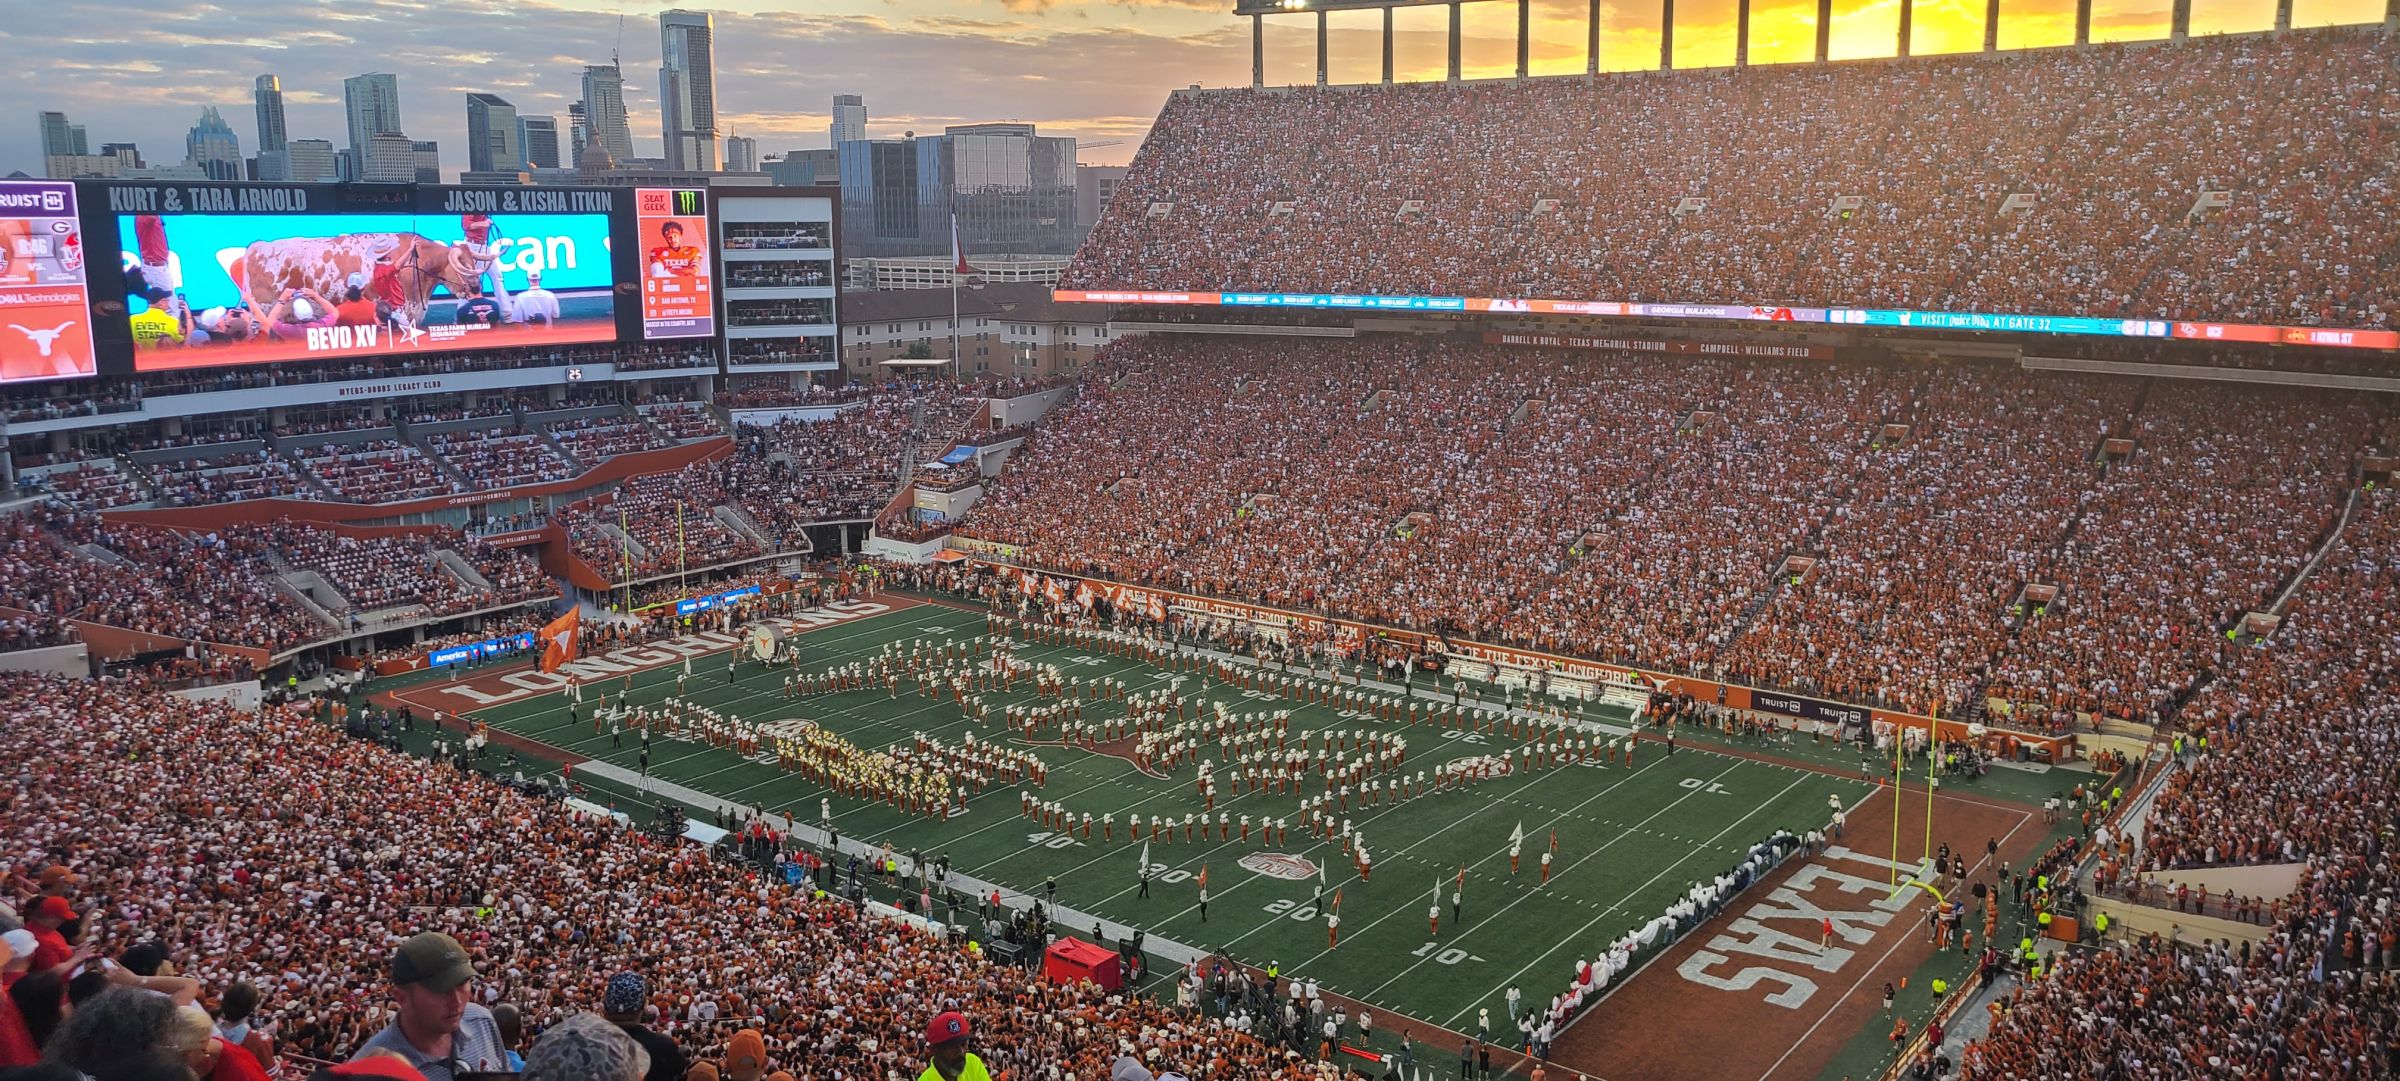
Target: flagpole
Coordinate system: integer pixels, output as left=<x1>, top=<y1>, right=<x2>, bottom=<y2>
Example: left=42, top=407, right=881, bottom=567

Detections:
left=950, top=207, right=966, bottom=386
left=950, top=254, right=962, bottom=386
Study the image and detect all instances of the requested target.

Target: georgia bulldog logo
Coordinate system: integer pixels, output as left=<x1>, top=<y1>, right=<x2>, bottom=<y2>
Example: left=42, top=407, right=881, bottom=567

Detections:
left=1239, top=853, right=1319, bottom=881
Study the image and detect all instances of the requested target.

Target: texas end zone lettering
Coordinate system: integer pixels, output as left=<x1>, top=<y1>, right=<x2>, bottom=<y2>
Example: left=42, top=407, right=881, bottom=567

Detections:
left=1675, top=850, right=1934, bottom=1009
left=426, top=599, right=895, bottom=708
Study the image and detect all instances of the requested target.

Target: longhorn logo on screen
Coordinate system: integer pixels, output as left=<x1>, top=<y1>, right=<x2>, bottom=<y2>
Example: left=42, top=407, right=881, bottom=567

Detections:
left=10, top=320, right=76, bottom=357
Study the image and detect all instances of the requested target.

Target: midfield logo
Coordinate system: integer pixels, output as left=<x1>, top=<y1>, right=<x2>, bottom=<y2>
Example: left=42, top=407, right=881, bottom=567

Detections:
left=1239, top=852, right=1318, bottom=881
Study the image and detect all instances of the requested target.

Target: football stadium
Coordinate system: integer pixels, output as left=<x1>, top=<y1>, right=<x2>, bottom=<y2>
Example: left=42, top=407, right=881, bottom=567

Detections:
left=2, top=8, right=2397, bottom=1081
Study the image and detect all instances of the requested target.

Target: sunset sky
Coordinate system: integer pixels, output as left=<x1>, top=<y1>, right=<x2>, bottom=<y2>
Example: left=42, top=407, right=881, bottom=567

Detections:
left=2, top=0, right=2382, bottom=176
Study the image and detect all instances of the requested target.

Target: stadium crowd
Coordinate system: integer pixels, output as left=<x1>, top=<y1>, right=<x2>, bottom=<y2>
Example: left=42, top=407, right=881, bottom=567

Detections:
left=0, top=509, right=327, bottom=651
left=961, top=336, right=2387, bottom=729
left=1069, top=30, right=2399, bottom=332
left=549, top=414, right=672, bottom=464
left=424, top=428, right=581, bottom=491
left=289, top=440, right=460, bottom=504
left=0, top=675, right=1326, bottom=1081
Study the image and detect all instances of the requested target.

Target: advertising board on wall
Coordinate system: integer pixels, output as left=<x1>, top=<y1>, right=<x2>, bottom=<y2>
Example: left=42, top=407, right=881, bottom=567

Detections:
left=0, top=180, right=97, bottom=383
left=637, top=188, right=714, bottom=339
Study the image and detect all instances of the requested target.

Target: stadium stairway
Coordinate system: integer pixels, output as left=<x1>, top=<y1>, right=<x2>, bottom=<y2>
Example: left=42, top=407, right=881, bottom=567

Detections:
left=532, top=421, right=586, bottom=471
left=597, top=519, right=651, bottom=562
left=434, top=548, right=497, bottom=592
left=2265, top=485, right=2364, bottom=617
left=268, top=572, right=350, bottom=633
left=712, top=503, right=779, bottom=551
left=267, top=441, right=350, bottom=503
left=399, top=421, right=479, bottom=492
left=109, top=453, right=165, bottom=506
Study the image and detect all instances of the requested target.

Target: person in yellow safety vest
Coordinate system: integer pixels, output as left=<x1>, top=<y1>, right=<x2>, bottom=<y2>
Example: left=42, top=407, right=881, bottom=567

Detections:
left=1931, top=978, right=1948, bottom=996
left=2037, top=910, right=2053, bottom=931
left=2095, top=911, right=2110, bottom=938
left=920, top=1011, right=992, bottom=1081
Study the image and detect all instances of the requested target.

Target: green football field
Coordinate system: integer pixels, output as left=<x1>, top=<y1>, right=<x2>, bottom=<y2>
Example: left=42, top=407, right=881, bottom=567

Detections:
left=401, top=599, right=1877, bottom=1044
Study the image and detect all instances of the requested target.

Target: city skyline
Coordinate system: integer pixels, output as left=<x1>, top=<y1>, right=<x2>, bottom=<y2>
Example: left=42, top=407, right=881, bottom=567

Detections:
left=7, top=0, right=2385, bottom=179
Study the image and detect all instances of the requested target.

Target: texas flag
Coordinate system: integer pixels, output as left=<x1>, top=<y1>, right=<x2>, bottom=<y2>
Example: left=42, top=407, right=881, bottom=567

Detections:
left=539, top=608, right=581, bottom=674
left=952, top=210, right=978, bottom=276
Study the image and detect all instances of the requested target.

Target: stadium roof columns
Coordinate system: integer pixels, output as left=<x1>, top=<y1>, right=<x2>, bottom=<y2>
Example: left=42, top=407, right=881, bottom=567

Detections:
left=1231, top=0, right=1505, bottom=86
left=1227, top=0, right=2318, bottom=85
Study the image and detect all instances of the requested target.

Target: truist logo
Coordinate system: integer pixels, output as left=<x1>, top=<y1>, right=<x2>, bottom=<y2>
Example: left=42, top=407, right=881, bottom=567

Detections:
left=0, top=190, right=66, bottom=212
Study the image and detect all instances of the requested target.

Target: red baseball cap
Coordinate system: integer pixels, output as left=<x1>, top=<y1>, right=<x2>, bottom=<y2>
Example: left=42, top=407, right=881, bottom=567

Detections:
left=31, top=896, right=74, bottom=922
left=925, top=1010, right=971, bottom=1046
left=327, top=1056, right=428, bottom=1081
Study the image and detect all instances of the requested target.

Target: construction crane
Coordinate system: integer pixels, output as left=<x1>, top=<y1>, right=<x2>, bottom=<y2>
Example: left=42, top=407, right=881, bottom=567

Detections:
left=612, top=13, right=625, bottom=67
left=1076, top=141, right=1123, bottom=151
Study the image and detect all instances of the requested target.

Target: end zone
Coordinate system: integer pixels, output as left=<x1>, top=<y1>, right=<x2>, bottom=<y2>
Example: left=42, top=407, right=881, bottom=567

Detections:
left=1550, top=783, right=2038, bottom=1081
left=378, top=597, right=921, bottom=720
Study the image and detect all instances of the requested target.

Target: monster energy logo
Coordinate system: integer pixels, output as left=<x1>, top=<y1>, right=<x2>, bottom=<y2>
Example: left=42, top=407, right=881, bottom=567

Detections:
left=675, top=189, right=701, bottom=216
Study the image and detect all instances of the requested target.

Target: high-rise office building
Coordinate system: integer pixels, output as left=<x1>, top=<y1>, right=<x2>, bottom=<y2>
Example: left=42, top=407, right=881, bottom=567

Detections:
left=186, top=107, right=243, bottom=182
left=519, top=115, right=561, bottom=170
left=566, top=103, right=589, bottom=167
left=285, top=139, right=337, bottom=182
left=253, top=75, right=288, bottom=154
left=344, top=73, right=403, bottom=161
left=360, top=132, right=416, bottom=182
left=725, top=134, right=757, bottom=174
left=413, top=140, right=442, bottom=184
left=839, top=123, right=1078, bottom=258
left=37, top=111, right=83, bottom=158
left=831, top=94, right=865, bottom=146
left=1075, top=164, right=1128, bottom=235
left=99, top=143, right=142, bottom=169
left=658, top=10, right=720, bottom=172
left=579, top=64, right=634, bottom=161
left=465, top=93, right=521, bottom=173
left=766, top=148, right=838, bottom=187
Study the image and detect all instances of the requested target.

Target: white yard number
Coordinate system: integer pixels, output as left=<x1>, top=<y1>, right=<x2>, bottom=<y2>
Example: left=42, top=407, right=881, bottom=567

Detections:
left=1145, top=862, right=1192, bottom=884
left=1027, top=831, right=1080, bottom=849
left=917, top=625, right=954, bottom=634
left=1678, top=778, right=1731, bottom=794
left=1441, top=729, right=1488, bottom=746
left=1411, top=942, right=1484, bottom=965
left=1064, top=656, right=1105, bottom=667
left=1263, top=899, right=1321, bottom=922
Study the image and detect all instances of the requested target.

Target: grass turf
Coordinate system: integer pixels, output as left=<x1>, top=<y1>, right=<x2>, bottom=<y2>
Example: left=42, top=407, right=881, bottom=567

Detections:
left=391, top=603, right=1933, bottom=1047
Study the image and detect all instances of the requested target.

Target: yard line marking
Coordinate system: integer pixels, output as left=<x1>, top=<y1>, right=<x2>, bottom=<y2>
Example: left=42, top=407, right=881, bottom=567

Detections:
left=1433, top=769, right=1814, bottom=1027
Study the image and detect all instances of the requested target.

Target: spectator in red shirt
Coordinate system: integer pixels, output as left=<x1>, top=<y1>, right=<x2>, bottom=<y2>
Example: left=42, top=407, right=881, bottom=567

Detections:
left=25, top=895, right=79, bottom=974
left=0, top=933, right=39, bottom=1067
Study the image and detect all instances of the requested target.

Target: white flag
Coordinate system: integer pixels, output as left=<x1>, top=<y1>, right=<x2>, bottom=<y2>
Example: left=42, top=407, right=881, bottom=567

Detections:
left=1139, top=840, right=1151, bottom=876
left=1509, top=820, right=1525, bottom=847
